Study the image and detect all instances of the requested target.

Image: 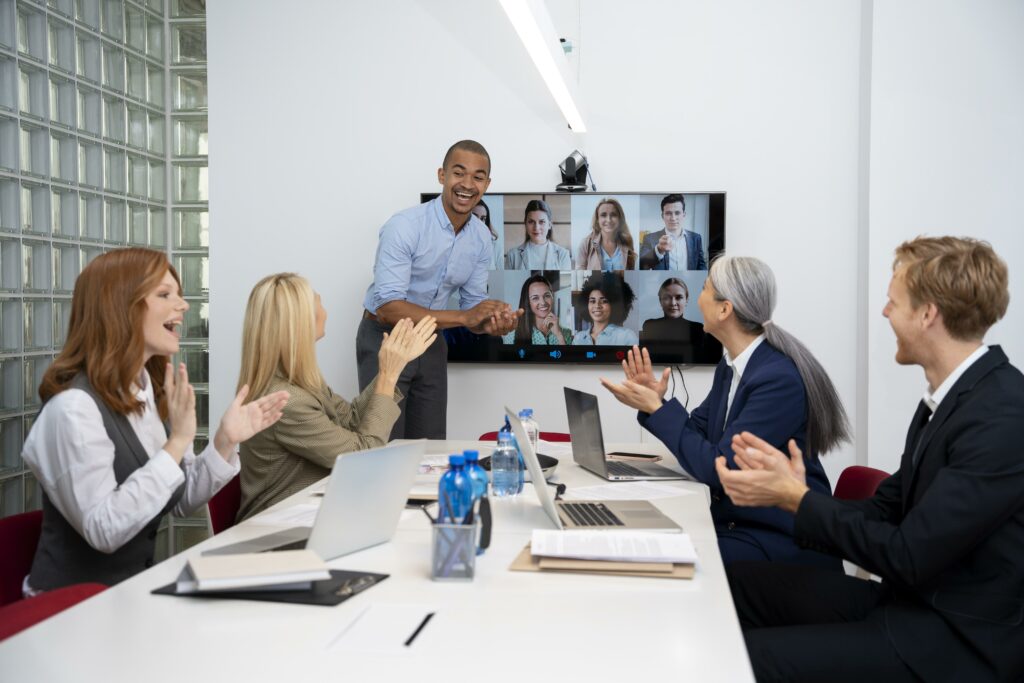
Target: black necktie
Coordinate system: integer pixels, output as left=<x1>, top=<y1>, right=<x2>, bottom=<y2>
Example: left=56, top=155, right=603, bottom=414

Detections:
left=909, top=401, right=934, bottom=467
left=716, top=365, right=733, bottom=439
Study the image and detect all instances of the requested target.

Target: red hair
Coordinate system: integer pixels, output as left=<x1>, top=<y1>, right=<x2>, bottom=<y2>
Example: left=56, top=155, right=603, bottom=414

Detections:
left=40, top=248, right=181, bottom=418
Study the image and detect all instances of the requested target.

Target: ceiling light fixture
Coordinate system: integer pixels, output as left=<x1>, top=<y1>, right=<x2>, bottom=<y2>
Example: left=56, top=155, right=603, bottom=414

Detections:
left=498, top=0, right=586, bottom=133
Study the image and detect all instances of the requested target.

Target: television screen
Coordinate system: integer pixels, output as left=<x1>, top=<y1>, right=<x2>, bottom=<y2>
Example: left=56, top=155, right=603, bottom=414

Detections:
left=426, top=191, right=725, bottom=365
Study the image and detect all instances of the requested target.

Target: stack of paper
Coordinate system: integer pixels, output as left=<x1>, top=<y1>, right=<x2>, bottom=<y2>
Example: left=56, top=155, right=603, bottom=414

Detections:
left=510, top=530, right=698, bottom=580
left=176, top=549, right=331, bottom=593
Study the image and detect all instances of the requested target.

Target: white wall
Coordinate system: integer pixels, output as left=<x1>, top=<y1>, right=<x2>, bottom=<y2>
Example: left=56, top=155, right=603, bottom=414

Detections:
left=207, top=0, right=1023, bottom=485
left=865, top=0, right=1024, bottom=473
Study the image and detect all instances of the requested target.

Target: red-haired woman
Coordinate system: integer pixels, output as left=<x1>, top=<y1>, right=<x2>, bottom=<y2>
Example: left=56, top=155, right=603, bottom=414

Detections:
left=21, top=248, right=289, bottom=592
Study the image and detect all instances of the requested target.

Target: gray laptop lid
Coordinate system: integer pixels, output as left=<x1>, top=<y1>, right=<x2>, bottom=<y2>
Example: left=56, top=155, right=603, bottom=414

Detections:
left=307, top=440, right=426, bottom=560
left=563, top=387, right=611, bottom=476
left=506, top=407, right=564, bottom=529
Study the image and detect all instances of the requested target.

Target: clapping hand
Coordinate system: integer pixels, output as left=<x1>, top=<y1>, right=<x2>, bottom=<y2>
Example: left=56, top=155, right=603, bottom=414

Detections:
left=164, top=362, right=197, bottom=463
left=378, top=317, right=438, bottom=379
left=599, top=376, right=663, bottom=415
left=212, top=385, right=290, bottom=460
left=622, top=345, right=669, bottom=399
left=481, top=307, right=523, bottom=336
left=713, top=432, right=809, bottom=512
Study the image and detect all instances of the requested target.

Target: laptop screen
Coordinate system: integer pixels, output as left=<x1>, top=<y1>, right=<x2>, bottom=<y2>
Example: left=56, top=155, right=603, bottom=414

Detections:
left=563, top=387, right=609, bottom=473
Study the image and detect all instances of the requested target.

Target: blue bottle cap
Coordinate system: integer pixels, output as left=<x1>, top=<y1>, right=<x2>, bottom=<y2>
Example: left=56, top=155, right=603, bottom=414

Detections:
left=463, top=450, right=479, bottom=462
left=518, top=408, right=531, bottom=418
left=448, top=454, right=465, bottom=467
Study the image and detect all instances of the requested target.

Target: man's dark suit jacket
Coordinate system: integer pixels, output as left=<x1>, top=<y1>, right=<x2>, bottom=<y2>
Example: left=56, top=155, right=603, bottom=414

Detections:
left=795, top=346, right=1024, bottom=681
left=640, top=342, right=834, bottom=564
left=638, top=229, right=707, bottom=270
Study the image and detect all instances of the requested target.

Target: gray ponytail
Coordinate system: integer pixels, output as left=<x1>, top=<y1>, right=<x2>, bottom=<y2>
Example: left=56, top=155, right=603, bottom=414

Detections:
left=709, top=255, right=851, bottom=455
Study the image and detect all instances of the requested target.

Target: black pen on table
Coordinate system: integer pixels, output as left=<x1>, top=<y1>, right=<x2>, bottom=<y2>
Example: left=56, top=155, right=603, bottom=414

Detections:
left=404, top=612, right=435, bottom=647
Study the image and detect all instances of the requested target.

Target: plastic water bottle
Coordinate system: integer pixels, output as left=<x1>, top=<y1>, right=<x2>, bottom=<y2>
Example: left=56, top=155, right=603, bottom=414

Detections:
left=491, top=432, right=521, bottom=497
left=519, top=408, right=540, bottom=456
left=437, top=454, right=473, bottom=523
left=463, top=450, right=489, bottom=555
left=463, top=450, right=488, bottom=505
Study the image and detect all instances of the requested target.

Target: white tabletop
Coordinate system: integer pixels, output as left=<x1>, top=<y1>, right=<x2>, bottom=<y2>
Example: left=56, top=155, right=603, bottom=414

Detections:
left=0, top=441, right=753, bottom=683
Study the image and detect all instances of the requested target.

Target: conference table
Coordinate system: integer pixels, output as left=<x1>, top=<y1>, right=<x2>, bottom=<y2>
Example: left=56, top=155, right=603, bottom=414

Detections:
left=0, top=440, right=754, bottom=683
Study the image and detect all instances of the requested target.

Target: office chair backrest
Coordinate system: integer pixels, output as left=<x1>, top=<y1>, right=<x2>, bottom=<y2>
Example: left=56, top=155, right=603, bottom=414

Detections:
left=0, top=510, right=43, bottom=606
left=834, top=465, right=890, bottom=500
left=0, top=583, right=106, bottom=642
left=208, top=475, right=241, bottom=535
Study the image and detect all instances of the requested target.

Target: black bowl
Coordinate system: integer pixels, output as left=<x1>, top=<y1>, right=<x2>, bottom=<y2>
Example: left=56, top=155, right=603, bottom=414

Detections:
left=480, top=453, right=558, bottom=481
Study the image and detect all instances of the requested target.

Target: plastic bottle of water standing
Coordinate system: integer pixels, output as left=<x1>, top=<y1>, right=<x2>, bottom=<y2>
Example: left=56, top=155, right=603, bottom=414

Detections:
left=490, top=432, right=520, bottom=497
left=437, top=454, right=473, bottom=524
left=462, top=450, right=488, bottom=506
left=519, top=408, right=540, bottom=456
left=463, top=450, right=489, bottom=555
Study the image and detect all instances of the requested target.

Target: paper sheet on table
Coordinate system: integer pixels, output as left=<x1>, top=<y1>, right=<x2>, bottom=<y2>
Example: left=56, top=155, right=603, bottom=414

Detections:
left=250, top=502, right=320, bottom=527
left=328, top=603, right=439, bottom=654
left=537, top=439, right=573, bottom=457
left=531, top=529, right=698, bottom=564
left=562, top=481, right=692, bottom=502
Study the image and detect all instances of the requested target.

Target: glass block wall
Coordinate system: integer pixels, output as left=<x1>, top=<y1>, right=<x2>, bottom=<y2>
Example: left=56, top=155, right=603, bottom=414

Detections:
left=0, top=0, right=210, bottom=559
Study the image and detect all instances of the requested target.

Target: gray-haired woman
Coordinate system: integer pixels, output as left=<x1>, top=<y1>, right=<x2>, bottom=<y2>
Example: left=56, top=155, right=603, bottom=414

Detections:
left=602, top=255, right=850, bottom=568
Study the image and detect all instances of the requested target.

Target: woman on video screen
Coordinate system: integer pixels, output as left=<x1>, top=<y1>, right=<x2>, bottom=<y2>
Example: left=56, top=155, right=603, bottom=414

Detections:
left=503, top=273, right=573, bottom=345
left=505, top=199, right=571, bottom=270
left=639, top=277, right=705, bottom=355
left=572, top=272, right=639, bottom=346
left=471, top=199, right=501, bottom=271
left=575, top=198, right=638, bottom=271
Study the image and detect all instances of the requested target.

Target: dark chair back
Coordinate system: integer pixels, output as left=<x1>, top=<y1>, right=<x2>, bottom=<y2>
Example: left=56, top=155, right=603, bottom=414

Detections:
left=208, top=475, right=241, bottom=535
left=0, top=510, right=43, bottom=606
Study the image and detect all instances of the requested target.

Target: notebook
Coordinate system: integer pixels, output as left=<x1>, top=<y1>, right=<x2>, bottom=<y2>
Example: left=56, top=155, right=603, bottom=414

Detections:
left=203, top=441, right=426, bottom=560
left=506, top=407, right=680, bottom=532
left=564, top=387, right=688, bottom=481
left=178, top=549, right=330, bottom=592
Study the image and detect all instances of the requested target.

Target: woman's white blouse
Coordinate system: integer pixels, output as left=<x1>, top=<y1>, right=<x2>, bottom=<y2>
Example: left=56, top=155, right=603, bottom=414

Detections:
left=22, top=372, right=238, bottom=554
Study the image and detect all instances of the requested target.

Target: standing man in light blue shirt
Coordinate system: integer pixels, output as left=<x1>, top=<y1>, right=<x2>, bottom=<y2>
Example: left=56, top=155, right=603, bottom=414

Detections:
left=357, top=140, right=520, bottom=439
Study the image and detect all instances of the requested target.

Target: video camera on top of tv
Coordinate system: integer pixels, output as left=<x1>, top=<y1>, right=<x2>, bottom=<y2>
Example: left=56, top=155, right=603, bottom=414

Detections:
left=556, top=150, right=589, bottom=192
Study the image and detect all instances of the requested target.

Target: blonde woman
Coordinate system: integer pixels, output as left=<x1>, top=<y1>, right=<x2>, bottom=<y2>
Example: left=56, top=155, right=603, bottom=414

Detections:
left=575, top=198, right=638, bottom=270
left=235, top=273, right=436, bottom=521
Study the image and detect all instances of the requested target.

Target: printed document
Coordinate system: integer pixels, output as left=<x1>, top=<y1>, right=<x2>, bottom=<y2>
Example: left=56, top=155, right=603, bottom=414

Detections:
left=531, top=529, right=698, bottom=564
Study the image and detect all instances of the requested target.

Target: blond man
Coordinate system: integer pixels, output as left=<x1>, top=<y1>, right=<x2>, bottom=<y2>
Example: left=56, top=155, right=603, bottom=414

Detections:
left=716, top=237, right=1024, bottom=682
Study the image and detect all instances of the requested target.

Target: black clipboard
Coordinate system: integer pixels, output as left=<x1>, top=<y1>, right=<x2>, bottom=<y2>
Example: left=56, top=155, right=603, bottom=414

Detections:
left=151, top=569, right=388, bottom=607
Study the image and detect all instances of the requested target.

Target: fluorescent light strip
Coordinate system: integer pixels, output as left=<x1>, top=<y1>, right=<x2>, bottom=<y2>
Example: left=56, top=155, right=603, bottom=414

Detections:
left=499, top=0, right=587, bottom=133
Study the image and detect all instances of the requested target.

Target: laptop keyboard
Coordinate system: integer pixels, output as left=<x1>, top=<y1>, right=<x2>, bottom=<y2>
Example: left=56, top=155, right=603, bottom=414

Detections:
left=606, top=461, right=645, bottom=477
left=560, top=502, right=625, bottom=527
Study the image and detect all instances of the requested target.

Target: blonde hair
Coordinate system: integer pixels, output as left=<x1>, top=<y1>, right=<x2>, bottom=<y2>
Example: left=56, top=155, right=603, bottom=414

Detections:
left=893, top=236, right=1008, bottom=341
left=238, top=273, right=324, bottom=399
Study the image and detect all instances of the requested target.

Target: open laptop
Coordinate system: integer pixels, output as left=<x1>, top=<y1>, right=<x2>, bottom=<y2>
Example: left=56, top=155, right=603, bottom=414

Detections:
left=203, top=441, right=426, bottom=560
left=564, top=387, right=688, bottom=481
left=506, top=408, right=680, bottom=532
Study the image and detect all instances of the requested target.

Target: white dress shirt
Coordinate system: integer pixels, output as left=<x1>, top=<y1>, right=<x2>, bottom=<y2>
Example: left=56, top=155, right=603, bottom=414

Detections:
left=22, top=371, right=238, bottom=555
left=724, top=334, right=766, bottom=416
left=923, top=345, right=988, bottom=417
left=655, top=227, right=689, bottom=270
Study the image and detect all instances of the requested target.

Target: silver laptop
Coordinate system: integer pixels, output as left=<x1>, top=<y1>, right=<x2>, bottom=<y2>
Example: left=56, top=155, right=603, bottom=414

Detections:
left=203, top=441, right=426, bottom=560
left=564, top=387, right=688, bottom=481
left=506, top=408, right=680, bottom=532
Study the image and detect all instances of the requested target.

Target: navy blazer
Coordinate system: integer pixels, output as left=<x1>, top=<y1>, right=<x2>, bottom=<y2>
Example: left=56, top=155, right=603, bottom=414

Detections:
left=639, top=342, right=833, bottom=560
left=795, top=346, right=1024, bottom=682
left=638, top=229, right=707, bottom=270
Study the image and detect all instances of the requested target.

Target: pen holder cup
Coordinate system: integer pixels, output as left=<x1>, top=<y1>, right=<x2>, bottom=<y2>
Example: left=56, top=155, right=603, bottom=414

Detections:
left=431, top=522, right=478, bottom=581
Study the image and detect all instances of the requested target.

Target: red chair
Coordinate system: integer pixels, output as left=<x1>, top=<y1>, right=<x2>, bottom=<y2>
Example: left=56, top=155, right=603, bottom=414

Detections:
left=834, top=465, right=889, bottom=580
left=0, top=510, right=43, bottom=607
left=208, top=474, right=241, bottom=535
left=834, top=466, right=890, bottom=501
left=478, top=431, right=571, bottom=442
left=0, top=583, right=106, bottom=642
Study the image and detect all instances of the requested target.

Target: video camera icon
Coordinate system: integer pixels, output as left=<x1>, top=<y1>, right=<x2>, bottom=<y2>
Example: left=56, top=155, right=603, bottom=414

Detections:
left=585, top=351, right=597, bottom=359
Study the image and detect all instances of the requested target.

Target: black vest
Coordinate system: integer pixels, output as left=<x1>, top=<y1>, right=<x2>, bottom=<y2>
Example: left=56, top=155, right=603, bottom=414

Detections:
left=28, top=374, right=185, bottom=590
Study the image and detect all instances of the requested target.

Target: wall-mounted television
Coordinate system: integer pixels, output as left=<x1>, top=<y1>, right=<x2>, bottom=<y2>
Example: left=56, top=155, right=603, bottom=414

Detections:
left=425, top=191, right=726, bottom=365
